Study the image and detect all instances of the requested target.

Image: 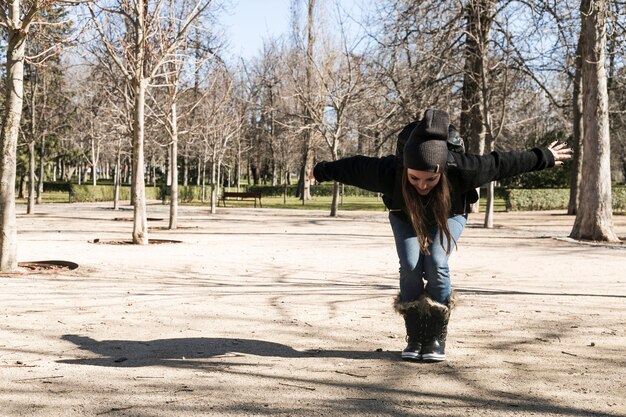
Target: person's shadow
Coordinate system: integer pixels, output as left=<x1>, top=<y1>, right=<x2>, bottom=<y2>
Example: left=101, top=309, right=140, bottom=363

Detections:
left=59, top=335, right=395, bottom=367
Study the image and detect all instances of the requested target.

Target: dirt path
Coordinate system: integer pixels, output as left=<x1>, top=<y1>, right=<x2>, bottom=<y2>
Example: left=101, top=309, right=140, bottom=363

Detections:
left=1, top=203, right=625, bottom=417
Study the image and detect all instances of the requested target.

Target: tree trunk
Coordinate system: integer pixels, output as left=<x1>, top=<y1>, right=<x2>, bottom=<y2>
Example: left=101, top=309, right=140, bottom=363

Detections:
left=18, top=175, right=27, bottom=199
left=210, top=155, right=217, bottom=214
left=91, top=137, right=98, bottom=186
left=298, top=143, right=314, bottom=202
left=113, top=144, right=121, bottom=211
left=216, top=160, right=222, bottom=200
left=484, top=181, right=495, bottom=228
left=236, top=139, right=242, bottom=192
left=329, top=140, right=340, bottom=217
left=483, top=114, right=495, bottom=228
left=0, top=3, right=27, bottom=271
left=197, top=158, right=202, bottom=187
left=129, top=0, right=148, bottom=244
left=201, top=155, right=207, bottom=202
left=132, top=77, right=149, bottom=244
left=169, top=102, right=179, bottom=230
left=568, top=37, right=584, bottom=215
left=28, top=62, right=38, bottom=212
left=298, top=0, right=315, bottom=203
left=461, top=0, right=493, bottom=214
left=570, top=0, right=619, bottom=242
left=330, top=181, right=339, bottom=217
left=28, top=141, right=36, bottom=214
left=36, top=136, right=45, bottom=204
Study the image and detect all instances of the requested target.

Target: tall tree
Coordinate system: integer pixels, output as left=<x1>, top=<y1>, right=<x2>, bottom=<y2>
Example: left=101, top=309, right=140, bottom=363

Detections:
left=148, top=0, right=220, bottom=228
left=308, top=4, right=367, bottom=217
left=87, top=0, right=214, bottom=244
left=460, top=0, right=495, bottom=214
left=290, top=0, right=317, bottom=202
left=196, top=66, right=244, bottom=213
left=0, top=0, right=50, bottom=271
left=568, top=36, right=584, bottom=215
left=570, top=0, right=619, bottom=242
left=366, top=0, right=463, bottom=150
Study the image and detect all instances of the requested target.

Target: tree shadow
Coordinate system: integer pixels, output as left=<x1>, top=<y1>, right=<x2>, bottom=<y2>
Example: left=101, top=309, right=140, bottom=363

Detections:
left=58, top=336, right=625, bottom=417
left=59, top=335, right=396, bottom=367
left=455, top=287, right=626, bottom=299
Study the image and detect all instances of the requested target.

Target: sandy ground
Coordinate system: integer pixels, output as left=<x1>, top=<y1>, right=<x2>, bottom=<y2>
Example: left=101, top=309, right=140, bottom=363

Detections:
left=0, top=202, right=625, bottom=417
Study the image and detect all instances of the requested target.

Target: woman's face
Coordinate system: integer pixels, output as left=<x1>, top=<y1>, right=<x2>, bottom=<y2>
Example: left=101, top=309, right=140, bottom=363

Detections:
left=407, top=168, right=441, bottom=196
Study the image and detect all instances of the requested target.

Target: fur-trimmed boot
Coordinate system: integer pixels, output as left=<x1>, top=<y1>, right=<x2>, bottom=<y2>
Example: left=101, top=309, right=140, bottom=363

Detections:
left=419, top=294, right=453, bottom=362
left=393, top=294, right=426, bottom=360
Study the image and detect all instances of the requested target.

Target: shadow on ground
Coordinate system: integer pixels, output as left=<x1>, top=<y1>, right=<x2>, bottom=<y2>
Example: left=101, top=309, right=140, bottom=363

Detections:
left=56, top=335, right=622, bottom=417
left=59, top=334, right=396, bottom=367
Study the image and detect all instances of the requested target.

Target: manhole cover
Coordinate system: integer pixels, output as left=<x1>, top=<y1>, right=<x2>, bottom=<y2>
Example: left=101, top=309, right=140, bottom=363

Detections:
left=113, top=218, right=164, bottom=222
left=0, top=260, right=78, bottom=276
left=152, top=226, right=199, bottom=230
left=91, top=239, right=182, bottom=245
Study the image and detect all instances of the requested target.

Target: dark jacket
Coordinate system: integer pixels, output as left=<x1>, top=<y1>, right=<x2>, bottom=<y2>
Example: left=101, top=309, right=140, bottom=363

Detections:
left=313, top=148, right=555, bottom=221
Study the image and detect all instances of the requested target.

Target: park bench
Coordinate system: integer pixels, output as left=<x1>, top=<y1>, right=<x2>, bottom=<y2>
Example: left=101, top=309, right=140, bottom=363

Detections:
left=220, top=191, right=263, bottom=208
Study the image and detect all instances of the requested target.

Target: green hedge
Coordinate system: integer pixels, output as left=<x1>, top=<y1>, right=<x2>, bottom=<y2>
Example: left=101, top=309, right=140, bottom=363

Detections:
left=158, top=184, right=377, bottom=201
left=160, top=185, right=206, bottom=202
left=69, top=185, right=160, bottom=202
left=613, top=187, right=626, bottom=212
left=43, top=182, right=72, bottom=192
left=178, top=185, right=205, bottom=202
left=505, top=189, right=570, bottom=211
left=505, top=187, right=626, bottom=211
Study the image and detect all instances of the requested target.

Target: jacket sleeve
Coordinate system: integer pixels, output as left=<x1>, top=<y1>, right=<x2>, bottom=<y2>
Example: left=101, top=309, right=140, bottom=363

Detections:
left=450, top=147, right=555, bottom=190
left=313, top=155, right=395, bottom=194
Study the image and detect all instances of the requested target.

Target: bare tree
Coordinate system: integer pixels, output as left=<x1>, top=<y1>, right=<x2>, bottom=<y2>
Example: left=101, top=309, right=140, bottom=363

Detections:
left=146, top=0, right=221, bottom=228
left=307, top=4, right=367, bottom=216
left=87, top=0, right=214, bottom=244
left=0, top=0, right=51, bottom=271
left=364, top=1, right=463, bottom=152
left=568, top=36, right=584, bottom=215
left=288, top=0, right=318, bottom=202
left=570, top=0, right=619, bottom=242
left=196, top=67, right=244, bottom=213
left=247, top=40, right=305, bottom=193
left=460, top=0, right=495, bottom=214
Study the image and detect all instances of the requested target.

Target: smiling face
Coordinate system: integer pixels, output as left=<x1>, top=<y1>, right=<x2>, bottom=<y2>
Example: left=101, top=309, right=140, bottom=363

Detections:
left=406, top=168, right=442, bottom=196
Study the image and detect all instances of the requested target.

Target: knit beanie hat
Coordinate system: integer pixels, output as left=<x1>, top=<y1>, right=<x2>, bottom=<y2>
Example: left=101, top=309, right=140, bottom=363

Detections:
left=403, top=109, right=450, bottom=173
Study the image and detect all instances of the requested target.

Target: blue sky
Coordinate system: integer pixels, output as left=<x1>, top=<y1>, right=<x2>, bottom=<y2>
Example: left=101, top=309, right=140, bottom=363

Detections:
left=222, top=0, right=293, bottom=60
left=222, top=0, right=368, bottom=61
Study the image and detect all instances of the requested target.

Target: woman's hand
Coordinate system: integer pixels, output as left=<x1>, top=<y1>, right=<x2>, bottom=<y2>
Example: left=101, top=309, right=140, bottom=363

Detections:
left=548, top=141, right=573, bottom=167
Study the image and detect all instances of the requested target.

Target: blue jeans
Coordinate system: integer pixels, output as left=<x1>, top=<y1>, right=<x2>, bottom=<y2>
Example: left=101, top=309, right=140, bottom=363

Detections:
left=389, top=212, right=467, bottom=305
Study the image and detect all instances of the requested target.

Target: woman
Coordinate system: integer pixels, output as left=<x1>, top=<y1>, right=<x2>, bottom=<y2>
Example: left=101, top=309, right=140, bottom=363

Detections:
left=312, top=109, right=572, bottom=362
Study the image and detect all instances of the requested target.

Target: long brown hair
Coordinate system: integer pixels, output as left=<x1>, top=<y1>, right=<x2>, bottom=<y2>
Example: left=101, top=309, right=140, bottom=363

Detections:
left=401, top=169, right=455, bottom=255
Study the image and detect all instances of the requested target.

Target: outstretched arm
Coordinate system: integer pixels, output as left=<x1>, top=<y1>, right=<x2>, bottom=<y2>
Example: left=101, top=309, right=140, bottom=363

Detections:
left=313, top=155, right=396, bottom=194
left=547, top=141, right=573, bottom=167
left=450, top=142, right=573, bottom=190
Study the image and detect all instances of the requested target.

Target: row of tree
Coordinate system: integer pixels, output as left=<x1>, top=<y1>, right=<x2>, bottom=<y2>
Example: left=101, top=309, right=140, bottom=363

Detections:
left=1, top=0, right=625, bottom=271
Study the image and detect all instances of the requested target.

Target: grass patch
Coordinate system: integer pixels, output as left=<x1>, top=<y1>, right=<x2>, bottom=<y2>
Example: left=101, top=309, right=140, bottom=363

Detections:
left=203, top=194, right=507, bottom=212
left=215, top=195, right=388, bottom=211
left=16, top=192, right=69, bottom=204
left=479, top=197, right=507, bottom=212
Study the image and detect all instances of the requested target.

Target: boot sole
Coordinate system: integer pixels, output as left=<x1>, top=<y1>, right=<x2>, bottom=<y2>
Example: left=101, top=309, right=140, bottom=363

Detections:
left=401, top=352, right=422, bottom=361
left=421, top=353, right=445, bottom=362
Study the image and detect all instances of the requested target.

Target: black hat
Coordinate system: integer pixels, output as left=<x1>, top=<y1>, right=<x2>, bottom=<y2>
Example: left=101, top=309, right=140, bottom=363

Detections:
left=403, top=109, right=449, bottom=173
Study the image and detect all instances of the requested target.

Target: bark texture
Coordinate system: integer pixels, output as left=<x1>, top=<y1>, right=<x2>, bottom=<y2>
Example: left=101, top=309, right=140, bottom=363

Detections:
left=570, top=0, right=619, bottom=242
